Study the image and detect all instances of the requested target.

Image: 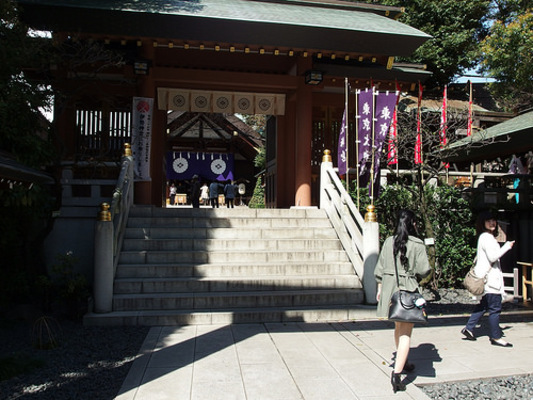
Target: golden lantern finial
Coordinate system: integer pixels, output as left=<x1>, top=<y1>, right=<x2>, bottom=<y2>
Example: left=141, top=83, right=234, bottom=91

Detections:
left=98, top=203, right=111, bottom=221
left=364, top=204, right=377, bottom=222
left=322, top=149, right=332, bottom=163
left=123, top=143, right=132, bottom=157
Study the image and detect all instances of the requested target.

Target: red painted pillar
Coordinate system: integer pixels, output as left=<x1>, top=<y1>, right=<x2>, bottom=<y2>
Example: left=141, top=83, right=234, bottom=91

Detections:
left=294, top=79, right=313, bottom=207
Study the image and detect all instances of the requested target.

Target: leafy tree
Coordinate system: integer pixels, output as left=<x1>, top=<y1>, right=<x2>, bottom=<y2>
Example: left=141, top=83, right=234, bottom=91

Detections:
left=364, top=0, right=491, bottom=92
left=480, top=3, right=533, bottom=111
left=0, top=0, right=55, bottom=166
left=0, top=0, right=57, bottom=304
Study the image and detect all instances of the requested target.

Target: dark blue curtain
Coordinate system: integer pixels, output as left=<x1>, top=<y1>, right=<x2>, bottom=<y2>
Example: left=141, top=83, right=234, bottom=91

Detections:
left=166, top=151, right=234, bottom=181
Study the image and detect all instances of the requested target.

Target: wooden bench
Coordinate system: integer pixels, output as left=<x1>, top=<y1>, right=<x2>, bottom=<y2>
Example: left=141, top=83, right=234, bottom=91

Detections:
left=517, top=261, right=533, bottom=303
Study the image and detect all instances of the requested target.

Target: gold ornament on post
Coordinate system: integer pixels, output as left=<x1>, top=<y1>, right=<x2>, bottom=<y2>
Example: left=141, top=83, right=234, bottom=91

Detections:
left=364, top=204, right=377, bottom=222
left=98, top=203, right=111, bottom=221
left=322, top=149, right=332, bottom=163
left=123, top=143, right=132, bottom=157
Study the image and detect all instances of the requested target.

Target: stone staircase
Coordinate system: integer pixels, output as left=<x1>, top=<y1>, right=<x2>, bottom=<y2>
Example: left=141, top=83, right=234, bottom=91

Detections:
left=84, top=206, right=365, bottom=326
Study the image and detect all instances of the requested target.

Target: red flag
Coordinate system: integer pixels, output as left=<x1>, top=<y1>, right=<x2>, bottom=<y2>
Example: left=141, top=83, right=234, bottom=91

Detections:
left=414, top=82, right=423, bottom=164
left=440, top=85, right=449, bottom=168
left=387, top=107, right=398, bottom=165
left=467, top=80, right=473, bottom=136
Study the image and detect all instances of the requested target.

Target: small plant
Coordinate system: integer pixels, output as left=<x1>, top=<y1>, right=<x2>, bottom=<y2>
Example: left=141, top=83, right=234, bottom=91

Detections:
left=37, top=251, right=91, bottom=319
left=51, top=251, right=89, bottom=303
left=0, top=354, right=44, bottom=382
left=249, top=178, right=266, bottom=208
left=31, top=316, right=61, bottom=350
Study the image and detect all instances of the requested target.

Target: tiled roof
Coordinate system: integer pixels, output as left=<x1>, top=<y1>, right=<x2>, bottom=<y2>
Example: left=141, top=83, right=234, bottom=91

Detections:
left=19, top=0, right=418, bottom=37
left=445, top=111, right=533, bottom=162
left=18, top=0, right=431, bottom=56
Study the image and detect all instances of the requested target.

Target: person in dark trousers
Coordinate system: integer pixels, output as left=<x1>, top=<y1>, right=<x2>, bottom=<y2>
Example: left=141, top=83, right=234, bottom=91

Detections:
left=191, top=175, right=201, bottom=208
left=374, top=209, right=431, bottom=393
left=224, top=180, right=236, bottom=208
left=461, top=211, right=515, bottom=347
left=209, top=180, right=221, bottom=208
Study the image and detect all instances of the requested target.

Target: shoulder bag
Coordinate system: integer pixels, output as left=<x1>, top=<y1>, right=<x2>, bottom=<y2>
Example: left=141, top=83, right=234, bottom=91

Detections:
left=388, top=256, right=428, bottom=324
left=463, top=258, right=486, bottom=296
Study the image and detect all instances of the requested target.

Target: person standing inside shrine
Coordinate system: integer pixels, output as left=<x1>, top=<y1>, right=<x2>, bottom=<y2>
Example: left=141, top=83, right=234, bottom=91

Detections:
left=224, top=180, right=236, bottom=208
left=200, top=182, right=209, bottom=205
left=209, top=180, right=221, bottom=208
left=169, top=182, right=177, bottom=206
left=191, top=175, right=201, bottom=208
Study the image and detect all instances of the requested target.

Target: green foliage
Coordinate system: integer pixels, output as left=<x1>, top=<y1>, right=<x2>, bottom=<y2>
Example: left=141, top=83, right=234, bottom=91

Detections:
left=254, top=146, right=266, bottom=170
left=480, top=9, right=533, bottom=111
left=36, top=252, right=89, bottom=319
left=248, top=178, right=265, bottom=208
left=357, top=183, right=476, bottom=289
left=0, top=0, right=56, bottom=167
left=49, top=251, right=89, bottom=303
left=364, top=0, right=491, bottom=90
left=0, top=1, right=59, bottom=308
left=0, top=353, right=44, bottom=382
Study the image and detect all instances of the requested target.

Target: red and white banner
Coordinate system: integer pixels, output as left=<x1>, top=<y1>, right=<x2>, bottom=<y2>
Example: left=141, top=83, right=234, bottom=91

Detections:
left=440, top=86, right=449, bottom=168
left=467, top=80, right=473, bottom=136
left=414, top=83, right=423, bottom=164
left=132, top=97, right=154, bottom=181
left=387, top=107, right=398, bottom=165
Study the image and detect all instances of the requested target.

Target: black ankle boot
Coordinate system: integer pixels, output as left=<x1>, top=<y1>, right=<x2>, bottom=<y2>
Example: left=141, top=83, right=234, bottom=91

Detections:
left=391, top=371, right=406, bottom=393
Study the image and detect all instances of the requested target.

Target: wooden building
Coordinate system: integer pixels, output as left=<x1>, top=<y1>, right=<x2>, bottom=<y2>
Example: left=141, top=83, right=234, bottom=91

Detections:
left=18, top=0, right=431, bottom=207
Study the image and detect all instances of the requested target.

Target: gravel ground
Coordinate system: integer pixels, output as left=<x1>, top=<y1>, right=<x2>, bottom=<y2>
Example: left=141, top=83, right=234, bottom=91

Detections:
left=0, top=315, right=149, bottom=400
left=0, top=290, right=531, bottom=400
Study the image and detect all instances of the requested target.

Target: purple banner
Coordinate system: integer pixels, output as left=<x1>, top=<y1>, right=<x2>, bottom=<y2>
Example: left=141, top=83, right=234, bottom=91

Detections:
left=357, top=89, right=374, bottom=166
left=370, top=91, right=399, bottom=198
left=166, top=152, right=234, bottom=181
left=337, top=108, right=347, bottom=175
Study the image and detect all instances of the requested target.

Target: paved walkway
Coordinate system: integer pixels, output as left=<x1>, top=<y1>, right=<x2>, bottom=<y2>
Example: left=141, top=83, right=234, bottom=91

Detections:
left=115, top=311, right=533, bottom=400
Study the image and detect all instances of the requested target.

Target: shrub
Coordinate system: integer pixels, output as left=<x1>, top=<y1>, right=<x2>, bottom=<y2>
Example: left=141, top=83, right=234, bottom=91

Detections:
left=355, top=183, right=476, bottom=289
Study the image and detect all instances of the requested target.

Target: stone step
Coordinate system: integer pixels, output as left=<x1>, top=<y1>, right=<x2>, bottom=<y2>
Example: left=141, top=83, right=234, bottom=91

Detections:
left=112, top=289, right=364, bottom=311
left=118, top=250, right=350, bottom=264
left=127, top=216, right=333, bottom=229
left=129, top=206, right=326, bottom=219
left=83, top=304, right=377, bottom=326
left=113, top=275, right=361, bottom=294
left=124, top=227, right=338, bottom=240
left=115, top=262, right=356, bottom=278
left=121, top=238, right=343, bottom=252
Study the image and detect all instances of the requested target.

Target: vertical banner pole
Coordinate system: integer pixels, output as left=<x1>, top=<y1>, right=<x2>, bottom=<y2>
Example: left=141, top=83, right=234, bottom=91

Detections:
left=344, top=78, right=350, bottom=194
left=369, top=86, right=377, bottom=206
left=355, top=89, right=360, bottom=210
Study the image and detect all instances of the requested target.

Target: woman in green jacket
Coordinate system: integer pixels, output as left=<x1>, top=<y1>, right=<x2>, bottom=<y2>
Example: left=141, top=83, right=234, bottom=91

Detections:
left=374, top=209, right=431, bottom=393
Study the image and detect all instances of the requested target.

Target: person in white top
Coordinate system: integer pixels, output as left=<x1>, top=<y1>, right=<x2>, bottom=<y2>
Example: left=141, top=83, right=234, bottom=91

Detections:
left=461, top=211, right=515, bottom=347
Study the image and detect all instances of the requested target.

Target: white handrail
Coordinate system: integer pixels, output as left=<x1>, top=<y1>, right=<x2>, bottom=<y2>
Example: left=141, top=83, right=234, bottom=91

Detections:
left=109, top=152, right=134, bottom=273
left=320, top=157, right=365, bottom=278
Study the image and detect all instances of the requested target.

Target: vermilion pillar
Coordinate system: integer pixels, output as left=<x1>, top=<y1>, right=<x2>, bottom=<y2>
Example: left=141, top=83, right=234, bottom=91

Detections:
left=294, top=80, right=313, bottom=207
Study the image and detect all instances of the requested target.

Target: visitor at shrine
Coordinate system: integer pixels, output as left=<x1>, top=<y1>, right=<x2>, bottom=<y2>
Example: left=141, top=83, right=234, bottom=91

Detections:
left=224, top=180, right=237, bottom=208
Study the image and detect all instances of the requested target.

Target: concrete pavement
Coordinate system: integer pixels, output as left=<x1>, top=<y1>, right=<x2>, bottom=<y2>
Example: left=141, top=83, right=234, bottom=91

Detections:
left=115, top=311, right=533, bottom=400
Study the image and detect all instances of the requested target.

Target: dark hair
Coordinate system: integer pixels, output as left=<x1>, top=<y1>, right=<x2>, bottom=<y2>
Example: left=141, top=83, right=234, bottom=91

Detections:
left=393, top=209, right=418, bottom=268
left=476, top=210, right=498, bottom=237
